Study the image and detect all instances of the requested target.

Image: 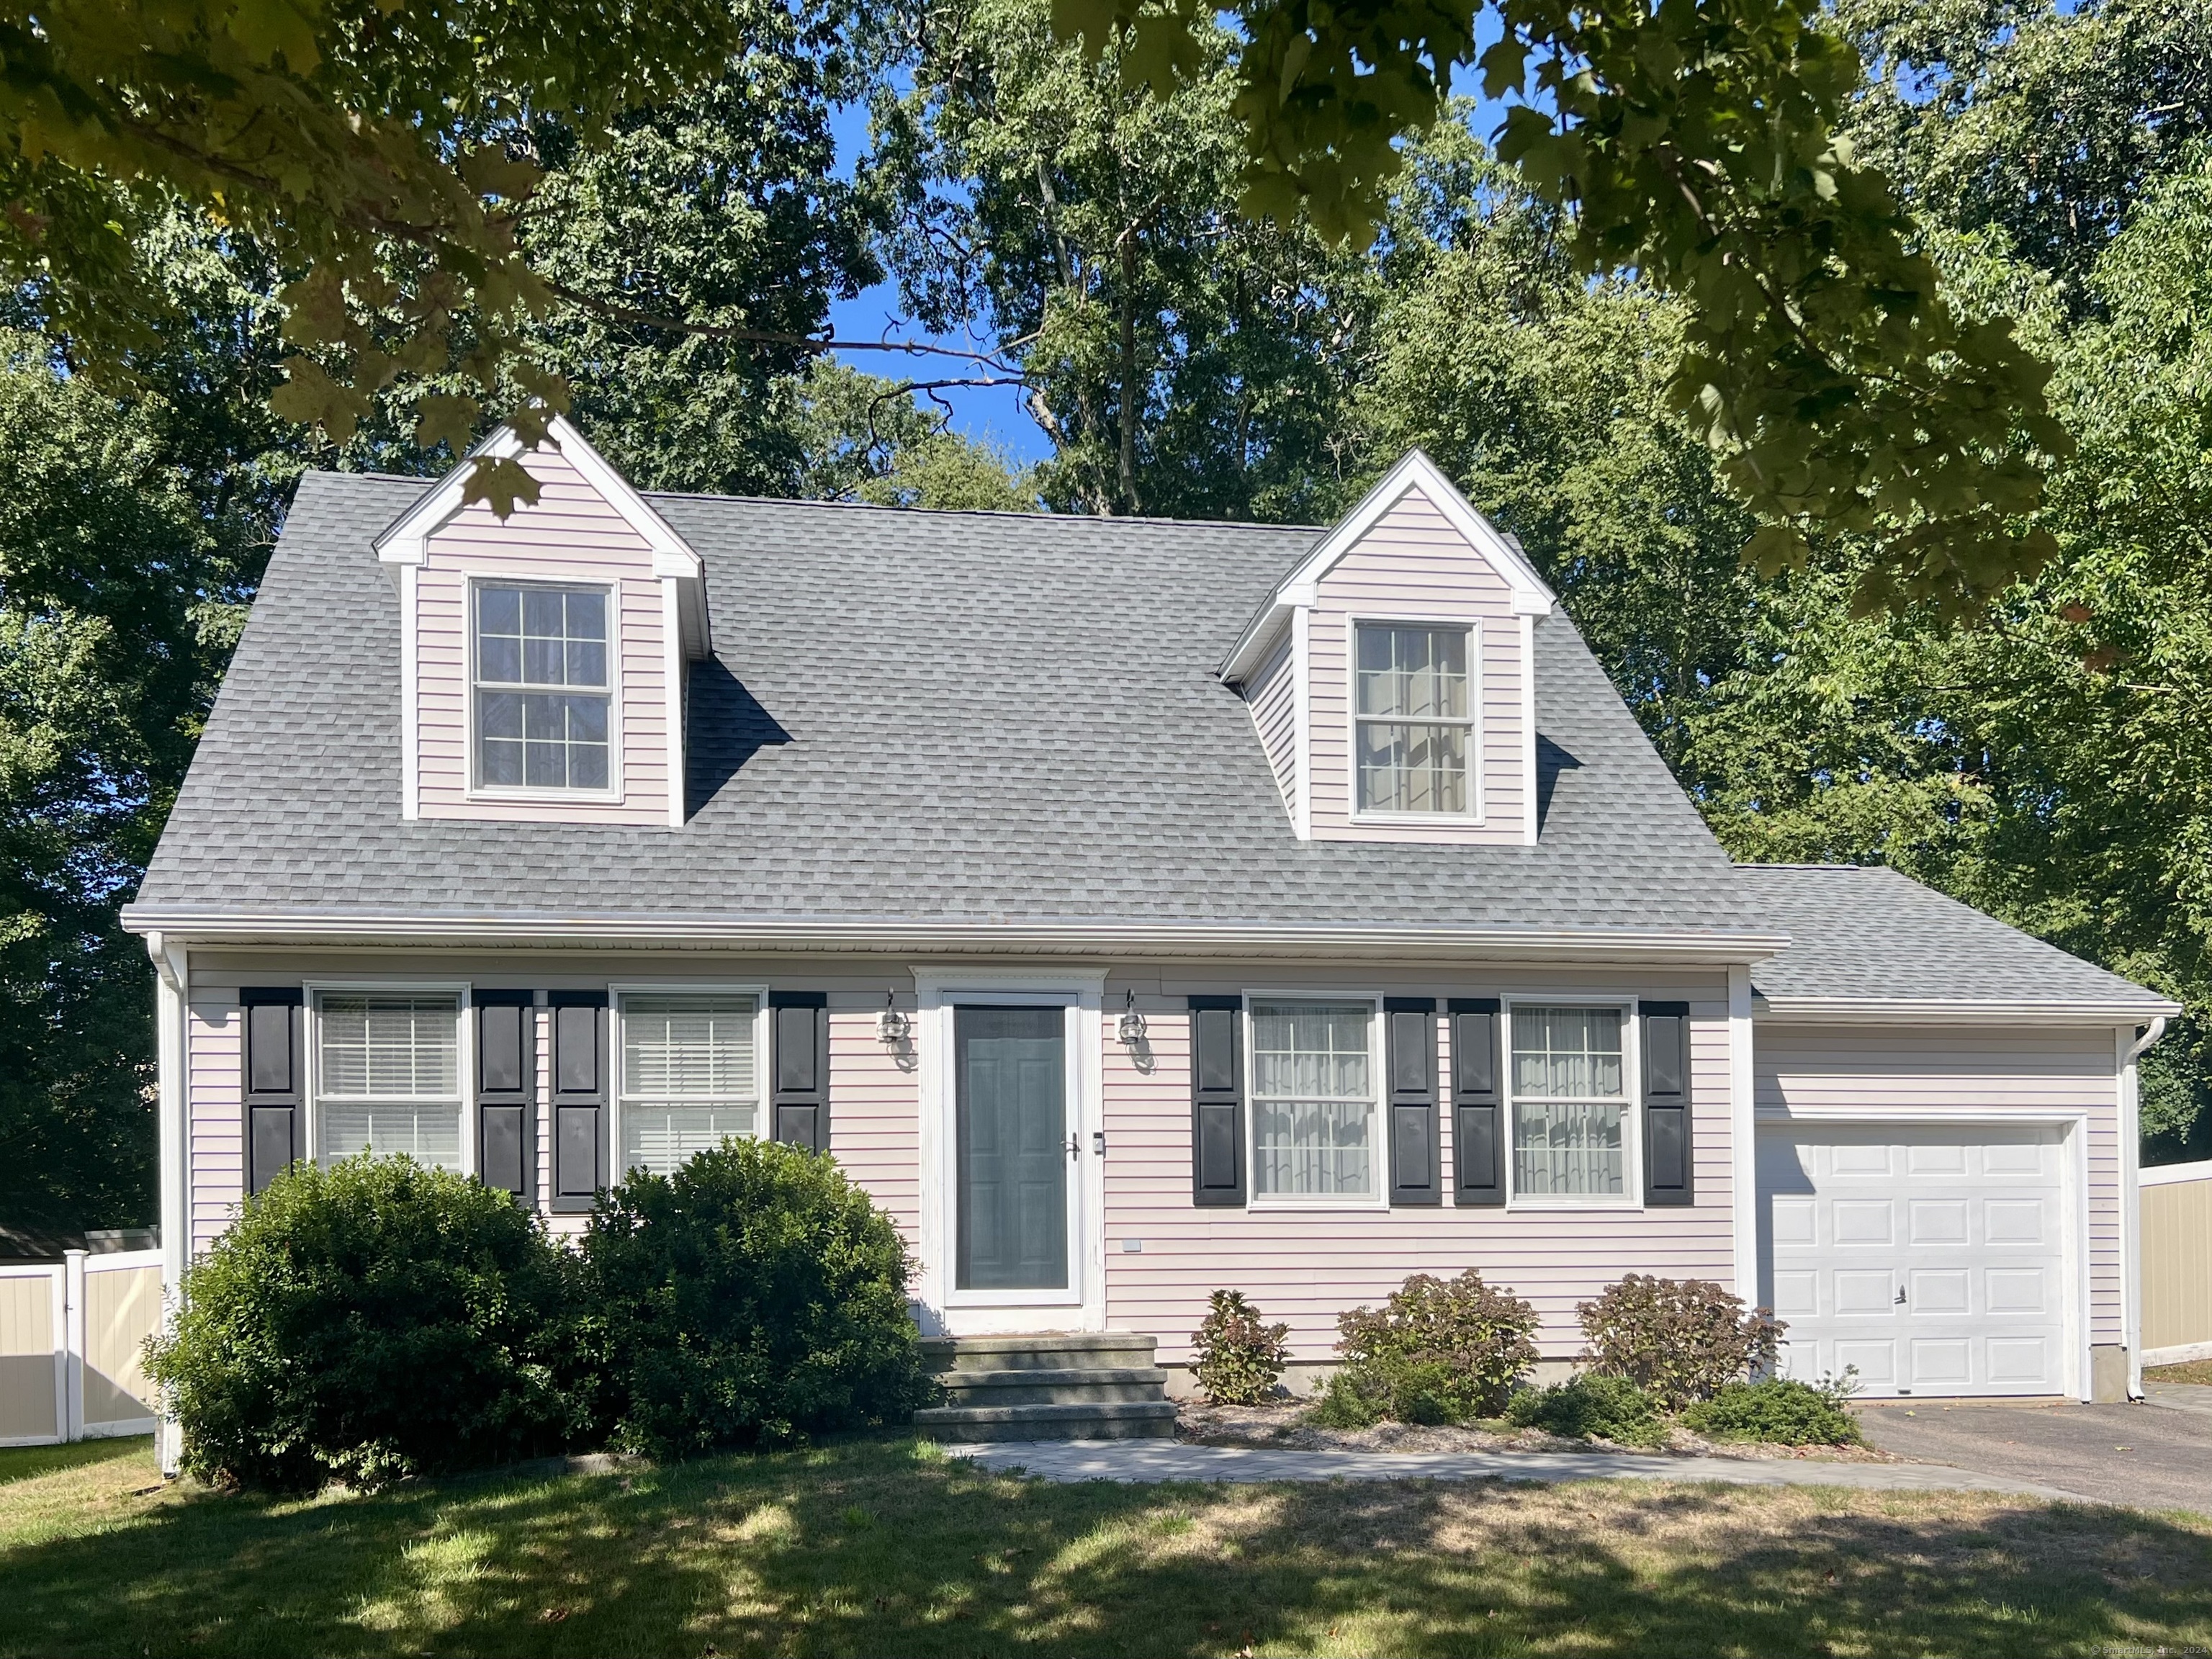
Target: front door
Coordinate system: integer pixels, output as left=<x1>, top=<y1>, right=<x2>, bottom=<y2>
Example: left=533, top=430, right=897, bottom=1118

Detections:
left=954, top=1006, right=1069, bottom=1291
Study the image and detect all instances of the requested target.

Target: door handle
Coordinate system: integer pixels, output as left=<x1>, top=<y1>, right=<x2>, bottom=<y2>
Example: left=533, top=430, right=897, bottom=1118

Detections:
left=1894, top=1285, right=1907, bottom=1305
left=1068, top=1133, right=1080, bottom=1161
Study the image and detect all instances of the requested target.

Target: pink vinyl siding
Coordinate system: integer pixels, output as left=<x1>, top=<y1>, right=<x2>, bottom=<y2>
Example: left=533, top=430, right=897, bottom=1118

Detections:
left=827, top=1003, right=921, bottom=1250
left=1102, top=994, right=1737, bottom=1364
left=1306, top=486, right=1527, bottom=843
left=1755, top=1023, right=2123, bottom=1345
left=1243, top=627, right=1298, bottom=814
left=186, top=992, right=244, bottom=1256
left=414, top=444, right=672, bottom=825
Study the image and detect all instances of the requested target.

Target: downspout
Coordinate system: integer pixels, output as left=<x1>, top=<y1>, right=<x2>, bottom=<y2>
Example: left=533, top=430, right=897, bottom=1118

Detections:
left=2121, top=1016, right=2167, bottom=1401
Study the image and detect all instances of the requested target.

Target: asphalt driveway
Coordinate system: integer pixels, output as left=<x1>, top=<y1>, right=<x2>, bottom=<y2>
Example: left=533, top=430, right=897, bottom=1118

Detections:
left=1857, top=1387, right=2212, bottom=1511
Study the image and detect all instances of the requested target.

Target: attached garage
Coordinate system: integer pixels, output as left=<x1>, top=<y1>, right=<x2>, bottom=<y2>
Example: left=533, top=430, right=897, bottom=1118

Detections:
left=1758, top=1123, right=2072, bottom=1398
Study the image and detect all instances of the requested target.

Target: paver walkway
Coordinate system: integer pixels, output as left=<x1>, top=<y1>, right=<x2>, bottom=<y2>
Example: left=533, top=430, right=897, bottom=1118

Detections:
left=2149, top=1381, right=2212, bottom=1419
left=946, top=1439, right=2085, bottom=1499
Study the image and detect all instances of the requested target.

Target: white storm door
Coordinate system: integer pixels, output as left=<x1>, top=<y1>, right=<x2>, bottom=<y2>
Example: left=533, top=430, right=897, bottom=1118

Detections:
left=1759, top=1124, right=2068, bottom=1397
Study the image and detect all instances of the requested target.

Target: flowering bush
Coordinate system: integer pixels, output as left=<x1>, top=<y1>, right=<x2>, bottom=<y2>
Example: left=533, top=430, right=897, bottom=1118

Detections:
left=1190, top=1290, right=1291, bottom=1405
left=1577, top=1275, right=1782, bottom=1408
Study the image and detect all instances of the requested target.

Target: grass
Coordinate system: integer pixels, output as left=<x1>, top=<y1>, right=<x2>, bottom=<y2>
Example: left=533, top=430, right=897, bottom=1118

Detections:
left=4, top=1434, right=2211, bottom=1658
left=2148, top=1359, right=2212, bottom=1386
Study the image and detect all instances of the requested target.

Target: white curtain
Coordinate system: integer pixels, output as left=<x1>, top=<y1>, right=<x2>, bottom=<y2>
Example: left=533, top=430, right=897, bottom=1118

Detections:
left=1251, top=1002, right=1374, bottom=1196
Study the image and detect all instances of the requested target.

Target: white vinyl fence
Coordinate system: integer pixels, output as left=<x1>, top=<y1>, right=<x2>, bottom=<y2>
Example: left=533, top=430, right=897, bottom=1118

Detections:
left=0, top=1250, right=162, bottom=1446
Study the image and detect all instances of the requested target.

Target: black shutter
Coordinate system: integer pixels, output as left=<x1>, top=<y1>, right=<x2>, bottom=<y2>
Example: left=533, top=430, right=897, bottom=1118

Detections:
left=1385, top=998, right=1440, bottom=1205
left=1642, top=1000, right=1693, bottom=1206
left=240, top=987, right=303, bottom=1195
left=770, top=992, right=830, bottom=1154
left=1449, top=997, right=1505, bottom=1205
left=1189, top=996, right=1245, bottom=1205
left=549, top=991, right=607, bottom=1211
left=475, top=990, right=536, bottom=1200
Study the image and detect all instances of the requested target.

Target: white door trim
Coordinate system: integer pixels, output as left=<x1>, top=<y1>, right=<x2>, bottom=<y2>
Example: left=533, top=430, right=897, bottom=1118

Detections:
left=912, top=968, right=1106, bottom=1336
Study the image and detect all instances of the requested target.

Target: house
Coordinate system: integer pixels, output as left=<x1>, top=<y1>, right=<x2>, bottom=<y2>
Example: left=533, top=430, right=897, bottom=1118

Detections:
left=123, top=418, right=2177, bottom=1424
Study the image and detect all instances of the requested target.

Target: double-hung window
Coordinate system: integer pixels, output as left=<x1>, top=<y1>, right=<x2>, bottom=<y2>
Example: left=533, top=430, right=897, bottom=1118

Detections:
left=314, top=993, right=462, bottom=1171
left=475, top=585, right=612, bottom=791
left=1509, top=1005, right=1629, bottom=1200
left=617, top=993, right=761, bottom=1177
left=1354, top=621, right=1474, bottom=816
left=1249, top=999, right=1378, bottom=1201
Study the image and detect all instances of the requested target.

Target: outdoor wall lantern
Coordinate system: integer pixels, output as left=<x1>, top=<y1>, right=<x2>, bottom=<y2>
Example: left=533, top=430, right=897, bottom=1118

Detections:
left=877, top=990, right=911, bottom=1046
left=1116, top=989, right=1147, bottom=1046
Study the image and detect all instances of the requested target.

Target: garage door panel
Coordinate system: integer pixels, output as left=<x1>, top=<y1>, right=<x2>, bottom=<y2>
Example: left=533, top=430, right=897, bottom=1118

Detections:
left=1761, top=1123, right=2067, bottom=1398
left=1910, top=1200, right=1968, bottom=1244
left=1833, top=1201, right=1894, bottom=1245
left=1912, top=1269, right=1970, bottom=1313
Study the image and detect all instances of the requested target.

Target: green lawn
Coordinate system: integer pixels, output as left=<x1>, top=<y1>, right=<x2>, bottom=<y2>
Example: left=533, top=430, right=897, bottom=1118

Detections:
left=4, top=1434, right=2210, bottom=1658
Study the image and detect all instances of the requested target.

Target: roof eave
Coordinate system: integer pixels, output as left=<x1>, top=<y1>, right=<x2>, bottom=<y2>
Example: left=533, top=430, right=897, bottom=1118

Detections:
left=120, top=904, right=1790, bottom=966
left=1755, top=994, right=2181, bottom=1025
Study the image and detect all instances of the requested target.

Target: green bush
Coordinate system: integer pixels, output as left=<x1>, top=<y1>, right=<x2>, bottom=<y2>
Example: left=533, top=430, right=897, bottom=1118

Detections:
left=144, top=1156, right=592, bottom=1491
left=1190, top=1290, right=1291, bottom=1405
left=1681, top=1379, right=1863, bottom=1445
left=584, top=1137, right=929, bottom=1455
left=1316, top=1269, right=1539, bottom=1426
left=1504, top=1375, right=1665, bottom=1445
left=1577, top=1275, right=1784, bottom=1409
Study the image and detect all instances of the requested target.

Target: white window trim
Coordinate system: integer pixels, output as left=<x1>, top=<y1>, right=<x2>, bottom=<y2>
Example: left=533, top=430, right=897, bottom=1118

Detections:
left=1343, top=612, right=1484, bottom=826
left=1243, top=989, right=1389, bottom=1213
left=463, top=575, right=626, bottom=805
left=608, top=981, right=770, bottom=1179
left=1502, top=994, right=1643, bottom=1211
left=304, top=980, right=471, bottom=1176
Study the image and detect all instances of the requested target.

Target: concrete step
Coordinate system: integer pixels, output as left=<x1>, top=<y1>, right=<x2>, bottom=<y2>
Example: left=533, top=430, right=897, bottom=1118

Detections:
left=920, top=1333, right=1158, bottom=1373
left=914, top=1400, right=1179, bottom=1443
left=935, top=1366, right=1170, bottom=1406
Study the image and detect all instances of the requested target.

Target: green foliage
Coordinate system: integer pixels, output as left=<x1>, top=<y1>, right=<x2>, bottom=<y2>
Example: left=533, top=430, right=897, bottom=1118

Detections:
left=1324, top=1269, right=1539, bottom=1424
left=1504, top=1375, right=1665, bottom=1446
left=0, top=227, right=296, bottom=1231
left=1578, top=1276, right=1783, bottom=1410
left=0, top=0, right=747, bottom=501
left=1050, top=0, right=2068, bottom=615
left=1681, top=1378, right=1863, bottom=1445
left=143, top=1156, right=593, bottom=1491
left=1190, top=1290, right=1291, bottom=1406
left=583, top=1137, right=930, bottom=1457
left=793, top=361, right=1038, bottom=510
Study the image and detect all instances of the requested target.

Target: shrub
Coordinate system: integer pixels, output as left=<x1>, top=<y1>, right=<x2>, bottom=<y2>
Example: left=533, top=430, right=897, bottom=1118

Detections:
left=144, top=1155, right=591, bottom=1491
left=1504, top=1375, right=1665, bottom=1445
left=1681, top=1378, right=1863, bottom=1446
left=1577, top=1275, right=1783, bottom=1409
left=584, top=1137, right=929, bottom=1456
left=1323, top=1269, right=1539, bottom=1425
left=1190, top=1290, right=1291, bottom=1405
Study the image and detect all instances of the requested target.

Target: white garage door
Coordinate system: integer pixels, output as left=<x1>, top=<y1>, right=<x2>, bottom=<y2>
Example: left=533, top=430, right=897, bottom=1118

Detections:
left=1757, top=1124, right=2069, bottom=1398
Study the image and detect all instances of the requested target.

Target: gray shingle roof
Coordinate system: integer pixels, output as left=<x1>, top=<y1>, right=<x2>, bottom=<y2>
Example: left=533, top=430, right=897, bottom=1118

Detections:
left=1740, top=864, right=2174, bottom=1014
left=132, top=469, right=1766, bottom=940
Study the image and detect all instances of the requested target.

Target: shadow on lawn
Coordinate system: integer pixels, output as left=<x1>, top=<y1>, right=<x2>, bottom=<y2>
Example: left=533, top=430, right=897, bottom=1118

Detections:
left=5, top=1437, right=2210, bottom=1658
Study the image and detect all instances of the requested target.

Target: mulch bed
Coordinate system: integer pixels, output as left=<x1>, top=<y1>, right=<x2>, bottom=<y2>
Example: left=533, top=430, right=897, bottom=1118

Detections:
left=1174, top=1399, right=1901, bottom=1462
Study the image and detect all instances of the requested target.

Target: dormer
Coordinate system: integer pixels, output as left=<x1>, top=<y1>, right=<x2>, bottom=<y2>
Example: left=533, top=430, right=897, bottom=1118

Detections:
left=375, top=417, right=711, bottom=827
left=1222, top=452, right=1555, bottom=845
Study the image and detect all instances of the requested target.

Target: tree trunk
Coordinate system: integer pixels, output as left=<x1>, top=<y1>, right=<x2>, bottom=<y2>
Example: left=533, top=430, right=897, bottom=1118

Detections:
left=1118, top=232, right=1141, bottom=516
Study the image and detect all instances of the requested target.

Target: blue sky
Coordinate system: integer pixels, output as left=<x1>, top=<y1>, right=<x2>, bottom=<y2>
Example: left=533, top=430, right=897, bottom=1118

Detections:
left=821, top=99, right=1054, bottom=465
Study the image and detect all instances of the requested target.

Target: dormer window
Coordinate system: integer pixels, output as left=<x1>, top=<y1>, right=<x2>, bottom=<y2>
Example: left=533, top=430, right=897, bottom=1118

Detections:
left=474, top=584, right=611, bottom=791
left=1354, top=621, right=1474, bottom=817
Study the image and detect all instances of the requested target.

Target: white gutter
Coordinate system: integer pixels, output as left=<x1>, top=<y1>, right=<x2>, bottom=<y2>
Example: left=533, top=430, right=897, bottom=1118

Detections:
left=1757, top=995, right=2183, bottom=1025
left=118, top=905, right=1789, bottom=966
left=2121, top=1015, right=2169, bottom=1401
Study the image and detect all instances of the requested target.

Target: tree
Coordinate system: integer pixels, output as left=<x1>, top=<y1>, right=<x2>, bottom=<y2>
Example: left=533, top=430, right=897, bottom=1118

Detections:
left=873, top=0, right=1370, bottom=520
left=1051, top=0, right=2069, bottom=613
left=1840, top=0, right=2212, bottom=306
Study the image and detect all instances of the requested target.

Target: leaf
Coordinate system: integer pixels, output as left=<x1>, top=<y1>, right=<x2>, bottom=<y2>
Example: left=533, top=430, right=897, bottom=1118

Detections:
left=223, top=0, right=322, bottom=73
left=461, top=456, right=541, bottom=519
left=412, top=392, right=481, bottom=454
left=278, top=268, right=349, bottom=348
left=269, top=355, right=367, bottom=443
left=457, top=147, right=543, bottom=203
